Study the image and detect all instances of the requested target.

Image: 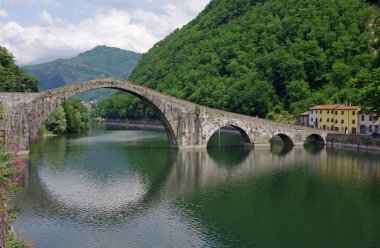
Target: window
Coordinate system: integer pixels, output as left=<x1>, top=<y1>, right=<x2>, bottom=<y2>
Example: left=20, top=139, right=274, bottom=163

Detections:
left=335, top=119, right=338, bottom=124
left=335, top=111, right=338, bottom=115
left=369, top=115, right=373, bottom=121
left=361, top=115, right=365, bottom=121
left=320, top=110, right=322, bottom=114
left=320, top=118, right=322, bottom=122
left=311, top=118, right=313, bottom=122
left=331, top=118, right=334, bottom=122
left=352, top=111, right=355, bottom=115
left=327, top=110, right=329, bottom=114
left=327, top=118, right=330, bottom=122
left=352, top=120, right=355, bottom=124
left=341, top=120, right=344, bottom=124
left=341, top=111, right=344, bottom=115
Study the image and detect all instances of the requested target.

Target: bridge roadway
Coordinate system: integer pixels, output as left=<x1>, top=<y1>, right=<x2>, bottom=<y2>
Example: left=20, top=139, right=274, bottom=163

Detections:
left=0, top=78, right=328, bottom=153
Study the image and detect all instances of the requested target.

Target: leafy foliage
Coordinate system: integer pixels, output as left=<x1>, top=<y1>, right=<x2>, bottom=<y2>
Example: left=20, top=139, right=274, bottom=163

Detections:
left=0, top=147, right=31, bottom=248
left=62, top=99, right=89, bottom=133
left=44, top=99, right=89, bottom=134
left=94, top=92, right=154, bottom=119
left=361, top=68, right=380, bottom=114
left=129, top=0, right=379, bottom=118
left=45, top=105, right=67, bottom=134
left=0, top=46, right=38, bottom=92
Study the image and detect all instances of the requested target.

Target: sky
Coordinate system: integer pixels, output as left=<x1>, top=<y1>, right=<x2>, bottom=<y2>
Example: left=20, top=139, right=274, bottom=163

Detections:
left=0, top=0, right=210, bottom=65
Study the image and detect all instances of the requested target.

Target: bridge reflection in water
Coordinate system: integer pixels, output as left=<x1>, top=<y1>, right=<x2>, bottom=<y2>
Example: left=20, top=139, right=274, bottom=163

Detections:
left=12, top=127, right=380, bottom=248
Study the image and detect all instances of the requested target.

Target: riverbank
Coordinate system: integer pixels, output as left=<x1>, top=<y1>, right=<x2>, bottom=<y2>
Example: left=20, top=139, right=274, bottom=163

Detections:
left=327, top=133, right=380, bottom=152
left=96, top=118, right=164, bottom=130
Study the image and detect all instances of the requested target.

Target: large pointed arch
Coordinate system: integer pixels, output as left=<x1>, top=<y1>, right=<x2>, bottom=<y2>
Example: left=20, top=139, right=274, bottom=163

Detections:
left=28, top=79, right=179, bottom=149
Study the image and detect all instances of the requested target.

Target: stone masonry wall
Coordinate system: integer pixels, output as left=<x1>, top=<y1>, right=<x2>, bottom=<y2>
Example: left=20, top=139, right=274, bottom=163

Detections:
left=327, top=133, right=380, bottom=151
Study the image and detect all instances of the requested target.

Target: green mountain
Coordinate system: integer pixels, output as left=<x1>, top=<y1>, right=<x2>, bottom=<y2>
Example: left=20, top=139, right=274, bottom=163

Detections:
left=21, top=45, right=142, bottom=100
left=129, top=0, right=380, bottom=118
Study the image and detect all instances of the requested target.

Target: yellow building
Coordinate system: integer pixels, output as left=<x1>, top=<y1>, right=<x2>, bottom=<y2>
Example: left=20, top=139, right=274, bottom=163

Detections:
left=309, top=105, right=360, bottom=134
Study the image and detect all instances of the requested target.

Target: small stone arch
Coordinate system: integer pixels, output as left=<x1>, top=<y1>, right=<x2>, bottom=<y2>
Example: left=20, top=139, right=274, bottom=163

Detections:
left=271, top=133, right=294, bottom=146
left=205, top=124, right=252, bottom=147
left=304, top=134, right=325, bottom=146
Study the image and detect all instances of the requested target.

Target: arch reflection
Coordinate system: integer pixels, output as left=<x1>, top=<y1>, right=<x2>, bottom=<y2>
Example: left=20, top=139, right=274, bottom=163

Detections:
left=270, top=143, right=293, bottom=156
left=269, top=134, right=293, bottom=156
left=207, top=146, right=251, bottom=168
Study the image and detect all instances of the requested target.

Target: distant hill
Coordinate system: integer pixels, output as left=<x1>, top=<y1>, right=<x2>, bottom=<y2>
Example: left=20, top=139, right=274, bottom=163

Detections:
left=130, top=0, right=380, bottom=118
left=21, top=46, right=142, bottom=100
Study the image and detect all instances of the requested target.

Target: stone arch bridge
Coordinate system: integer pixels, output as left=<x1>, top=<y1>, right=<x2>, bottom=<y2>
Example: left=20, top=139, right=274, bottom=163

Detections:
left=0, top=78, right=328, bottom=153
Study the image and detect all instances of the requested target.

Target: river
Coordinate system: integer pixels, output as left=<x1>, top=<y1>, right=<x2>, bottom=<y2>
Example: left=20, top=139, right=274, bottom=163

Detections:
left=11, top=122, right=380, bottom=248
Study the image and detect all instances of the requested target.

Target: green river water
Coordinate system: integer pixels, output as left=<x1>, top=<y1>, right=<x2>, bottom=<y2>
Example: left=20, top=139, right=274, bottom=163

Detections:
left=11, top=122, right=380, bottom=248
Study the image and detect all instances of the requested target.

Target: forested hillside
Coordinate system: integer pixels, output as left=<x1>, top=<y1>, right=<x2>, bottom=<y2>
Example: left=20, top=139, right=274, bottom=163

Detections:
left=0, top=46, right=38, bottom=92
left=129, top=0, right=380, bottom=118
left=22, top=45, right=141, bottom=90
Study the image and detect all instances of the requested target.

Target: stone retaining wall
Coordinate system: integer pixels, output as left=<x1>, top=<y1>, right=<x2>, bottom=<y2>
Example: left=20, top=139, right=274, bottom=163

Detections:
left=327, top=133, right=380, bottom=151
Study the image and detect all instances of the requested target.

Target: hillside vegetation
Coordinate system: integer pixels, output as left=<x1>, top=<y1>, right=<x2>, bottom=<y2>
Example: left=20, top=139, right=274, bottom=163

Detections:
left=129, top=0, right=380, bottom=119
left=22, top=45, right=141, bottom=90
left=0, top=46, right=38, bottom=92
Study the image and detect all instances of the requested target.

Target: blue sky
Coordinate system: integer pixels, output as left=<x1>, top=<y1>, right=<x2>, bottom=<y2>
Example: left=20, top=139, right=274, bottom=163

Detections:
left=0, top=0, right=210, bottom=64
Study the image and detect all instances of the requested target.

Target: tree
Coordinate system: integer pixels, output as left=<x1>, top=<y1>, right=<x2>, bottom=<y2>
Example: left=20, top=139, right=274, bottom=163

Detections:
left=330, top=61, right=352, bottom=88
left=45, top=106, right=67, bottom=134
left=96, top=92, right=154, bottom=119
left=62, top=99, right=89, bottom=133
left=128, top=0, right=378, bottom=120
left=228, top=79, right=275, bottom=117
left=286, top=80, right=311, bottom=105
left=361, top=68, right=380, bottom=114
left=0, top=46, right=39, bottom=92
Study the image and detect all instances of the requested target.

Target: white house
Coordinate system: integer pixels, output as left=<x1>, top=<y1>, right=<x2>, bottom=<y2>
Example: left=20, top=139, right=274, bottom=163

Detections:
left=358, top=113, right=379, bottom=134
left=308, top=109, right=319, bottom=128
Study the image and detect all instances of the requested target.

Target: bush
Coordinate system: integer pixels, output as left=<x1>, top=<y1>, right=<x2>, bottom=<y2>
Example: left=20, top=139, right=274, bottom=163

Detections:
left=0, top=147, right=29, bottom=248
left=5, top=233, right=33, bottom=248
left=265, top=112, right=276, bottom=121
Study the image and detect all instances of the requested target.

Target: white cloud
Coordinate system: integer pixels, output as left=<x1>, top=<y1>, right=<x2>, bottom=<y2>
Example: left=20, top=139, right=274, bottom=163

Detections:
left=0, top=0, right=210, bottom=64
left=0, top=9, right=8, bottom=18
left=38, top=9, right=54, bottom=25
